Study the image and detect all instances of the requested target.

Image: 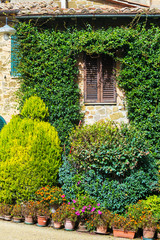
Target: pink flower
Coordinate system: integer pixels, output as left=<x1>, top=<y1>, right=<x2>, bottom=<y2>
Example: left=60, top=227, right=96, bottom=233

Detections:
left=98, top=210, right=102, bottom=215
left=73, top=199, right=76, bottom=203
left=75, top=211, right=80, bottom=216
left=82, top=206, right=87, bottom=209
left=91, top=207, right=96, bottom=212
left=72, top=207, right=75, bottom=210
left=97, top=203, right=100, bottom=206
left=77, top=181, right=81, bottom=185
left=61, top=194, right=65, bottom=198
left=81, top=209, right=85, bottom=212
left=68, top=202, right=70, bottom=205
left=88, top=205, right=91, bottom=208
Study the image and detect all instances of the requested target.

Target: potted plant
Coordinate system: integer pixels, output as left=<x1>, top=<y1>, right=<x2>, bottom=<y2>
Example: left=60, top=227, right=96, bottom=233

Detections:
left=36, top=202, right=50, bottom=227
left=52, top=207, right=64, bottom=229
left=35, top=186, right=66, bottom=213
left=71, top=195, right=98, bottom=232
left=0, top=203, right=4, bottom=219
left=11, top=204, right=22, bottom=223
left=111, top=214, right=138, bottom=239
left=157, top=223, right=160, bottom=239
left=92, top=209, right=113, bottom=234
left=23, top=201, right=36, bottom=224
left=60, top=204, right=78, bottom=231
left=3, top=204, right=13, bottom=221
left=139, top=211, right=157, bottom=239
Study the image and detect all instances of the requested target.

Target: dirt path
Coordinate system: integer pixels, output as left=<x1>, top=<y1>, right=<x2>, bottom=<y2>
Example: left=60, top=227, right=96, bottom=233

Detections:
left=0, top=220, right=134, bottom=240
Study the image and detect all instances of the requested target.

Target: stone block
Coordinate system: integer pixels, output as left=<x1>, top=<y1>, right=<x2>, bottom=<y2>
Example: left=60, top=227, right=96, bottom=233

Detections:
left=113, top=106, right=118, bottom=112
left=9, top=82, right=17, bottom=88
left=98, top=108, right=106, bottom=115
left=87, top=106, right=94, bottom=110
left=91, top=111, right=95, bottom=115
left=110, top=112, right=124, bottom=120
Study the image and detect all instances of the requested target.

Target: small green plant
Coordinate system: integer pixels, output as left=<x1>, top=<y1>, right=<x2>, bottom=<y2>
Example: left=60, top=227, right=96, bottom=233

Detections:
left=11, top=204, right=22, bottom=218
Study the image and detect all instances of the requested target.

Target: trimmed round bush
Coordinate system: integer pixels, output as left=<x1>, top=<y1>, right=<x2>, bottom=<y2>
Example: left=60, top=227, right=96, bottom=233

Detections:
left=59, top=121, right=158, bottom=213
left=0, top=97, right=61, bottom=203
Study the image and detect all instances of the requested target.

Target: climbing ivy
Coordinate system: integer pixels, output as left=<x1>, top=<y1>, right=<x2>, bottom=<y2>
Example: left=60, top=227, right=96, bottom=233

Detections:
left=16, top=21, right=160, bottom=172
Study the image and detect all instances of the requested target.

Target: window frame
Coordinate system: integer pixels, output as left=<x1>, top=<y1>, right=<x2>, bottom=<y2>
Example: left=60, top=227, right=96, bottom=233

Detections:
left=84, top=54, right=117, bottom=104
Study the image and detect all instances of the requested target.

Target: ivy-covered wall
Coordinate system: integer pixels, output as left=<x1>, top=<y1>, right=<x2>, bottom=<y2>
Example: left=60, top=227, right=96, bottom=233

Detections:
left=15, top=21, right=160, bottom=170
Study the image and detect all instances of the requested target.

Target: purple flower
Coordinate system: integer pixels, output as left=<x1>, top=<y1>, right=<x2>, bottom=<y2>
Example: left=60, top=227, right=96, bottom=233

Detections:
left=88, top=205, right=91, bottom=208
left=91, top=207, right=96, bottom=212
left=81, top=209, right=85, bottom=213
left=98, top=210, right=102, bottom=215
left=75, top=211, right=80, bottom=216
left=82, top=206, right=87, bottom=209
left=72, top=207, right=75, bottom=210
left=68, top=202, right=70, bottom=205
left=73, top=199, right=76, bottom=203
left=77, top=181, right=81, bottom=185
left=97, top=203, right=100, bottom=206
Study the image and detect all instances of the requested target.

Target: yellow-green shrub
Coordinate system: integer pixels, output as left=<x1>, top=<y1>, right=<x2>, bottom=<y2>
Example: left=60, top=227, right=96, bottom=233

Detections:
left=0, top=97, right=61, bottom=203
left=21, top=95, right=49, bottom=121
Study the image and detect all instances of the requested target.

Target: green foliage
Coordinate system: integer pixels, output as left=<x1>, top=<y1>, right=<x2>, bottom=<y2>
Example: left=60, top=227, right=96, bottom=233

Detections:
left=15, top=22, right=160, bottom=166
left=15, top=21, right=160, bottom=193
left=59, top=122, right=158, bottom=213
left=0, top=98, right=62, bottom=203
left=16, top=22, right=83, bottom=145
left=21, top=95, right=49, bottom=121
left=127, top=195, right=160, bottom=221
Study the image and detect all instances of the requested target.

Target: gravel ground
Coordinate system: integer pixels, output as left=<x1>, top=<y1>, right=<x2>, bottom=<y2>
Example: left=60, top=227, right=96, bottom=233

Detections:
left=0, top=220, right=139, bottom=240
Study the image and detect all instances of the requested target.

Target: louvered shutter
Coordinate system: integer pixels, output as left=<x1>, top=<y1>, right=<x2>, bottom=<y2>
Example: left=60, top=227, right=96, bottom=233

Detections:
left=101, top=55, right=116, bottom=103
left=11, top=35, right=20, bottom=77
left=85, top=55, right=98, bottom=103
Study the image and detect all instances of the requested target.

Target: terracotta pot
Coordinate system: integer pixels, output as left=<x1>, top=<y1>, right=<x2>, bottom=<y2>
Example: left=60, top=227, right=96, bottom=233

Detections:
left=64, top=219, right=75, bottom=231
left=113, top=228, right=136, bottom=239
left=4, top=215, right=12, bottom=221
left=37, top=216, right=47, bottom=227
left=25, top=215, right=34, bottom=225
left=143, top=228, right=155, bottom=239
left=97, top=226, right=107, bottom=234
left=13, top=217, right=22, bottom=223
left=53, top=222, right=62, bottom=229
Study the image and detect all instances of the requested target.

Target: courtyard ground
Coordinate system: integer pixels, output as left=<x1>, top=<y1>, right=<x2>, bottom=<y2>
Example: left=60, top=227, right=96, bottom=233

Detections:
left=0, top=220, right=140, bottom=240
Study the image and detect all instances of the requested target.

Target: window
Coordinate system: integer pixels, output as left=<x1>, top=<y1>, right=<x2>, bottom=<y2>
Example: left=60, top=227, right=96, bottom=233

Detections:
left=84, top=54, right=116, bottom=103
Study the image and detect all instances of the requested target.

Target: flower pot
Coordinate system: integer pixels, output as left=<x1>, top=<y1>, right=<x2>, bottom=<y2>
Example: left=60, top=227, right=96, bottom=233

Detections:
left=4, top=215, right=12, bottom=221
left=13, top=217, right=22, bottom=223
left=64, top=219, right=75, bottom=231
left=53, top=222, right=62, bottom=229
left=25, top=215, right=34, bottom=225
left=37, top=216, right=47, bottom=227
left=157, top=232, right=160, bottom=239
left=113, top=228, right=136, bottom=239
left=97, top=226, right=108, bottom=234
left=143, top=228, right=155, bottom=239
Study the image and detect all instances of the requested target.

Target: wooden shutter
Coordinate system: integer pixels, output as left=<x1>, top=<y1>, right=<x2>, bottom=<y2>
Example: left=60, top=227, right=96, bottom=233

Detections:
left=101, top=55, right=116, bottom=103
left=11, top=35, right=20, bottom=77
left=85, top=55, right=98, bottom=103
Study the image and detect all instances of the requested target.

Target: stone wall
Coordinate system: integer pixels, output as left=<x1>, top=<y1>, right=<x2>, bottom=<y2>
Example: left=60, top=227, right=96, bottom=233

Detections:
left=0, top=34, right=19, bottom=123
left=78, top=54, right=128, bottom=125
